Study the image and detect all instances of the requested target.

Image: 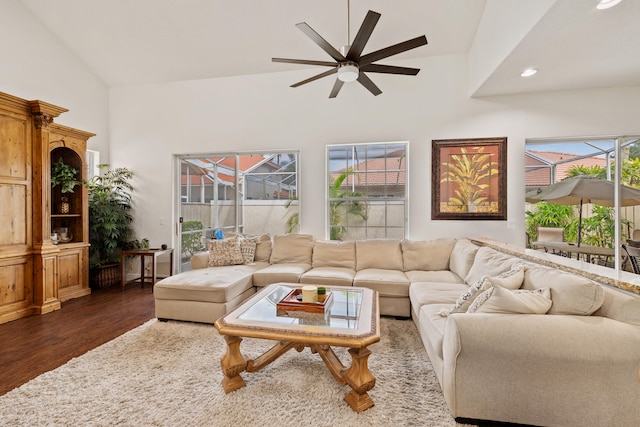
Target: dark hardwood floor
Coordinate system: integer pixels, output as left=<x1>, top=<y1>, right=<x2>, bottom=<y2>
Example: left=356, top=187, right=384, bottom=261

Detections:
left=0, top=284, right=155, bottom=396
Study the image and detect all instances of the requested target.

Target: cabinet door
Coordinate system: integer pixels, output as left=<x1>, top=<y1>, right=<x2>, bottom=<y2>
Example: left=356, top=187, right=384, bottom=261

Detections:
left=58, top=249, right=82, bottom=290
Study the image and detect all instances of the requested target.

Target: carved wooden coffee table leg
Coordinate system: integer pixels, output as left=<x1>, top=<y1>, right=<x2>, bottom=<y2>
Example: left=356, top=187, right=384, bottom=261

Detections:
left=220, top=335, right=247, bottom=393
left=341, top=347, right=376, bottom=412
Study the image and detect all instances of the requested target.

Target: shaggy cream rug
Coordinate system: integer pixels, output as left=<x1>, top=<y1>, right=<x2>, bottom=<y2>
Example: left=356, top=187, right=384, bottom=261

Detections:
left=0, top=317, right=470, bottom=426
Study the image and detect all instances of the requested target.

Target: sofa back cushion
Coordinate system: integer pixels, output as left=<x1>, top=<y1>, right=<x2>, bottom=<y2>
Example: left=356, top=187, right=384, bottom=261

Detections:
left=402, top=238, right=456, bottom=271
left=356, top=239, right=403, bottom=271
left=312, top=240, right=356, bottom=269
left=522, top=265, right=605, bottom=315
left=592, top=285, right=640, bottom=326
left=464, top=246, right=522, bottom=285
left=270, top=234, right=314, bottom=264
left=448, top=239, right=479, bottom=280
left=190, top=252, right=209, bottom=270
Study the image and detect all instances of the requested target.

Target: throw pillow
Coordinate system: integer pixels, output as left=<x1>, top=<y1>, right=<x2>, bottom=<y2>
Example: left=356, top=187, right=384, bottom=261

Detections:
left=464, top=246, right=521, bottom=285
left=207, top=237, right=244, bottom=267
left=440, top=276, right=492, bottom=316
left=238, top=235, right=259, bottom=264
left=440, top=264, right=527, bottom=317
left=487, top=263, right=525, bottom=290
left=467, top=286, right=552, bottom=314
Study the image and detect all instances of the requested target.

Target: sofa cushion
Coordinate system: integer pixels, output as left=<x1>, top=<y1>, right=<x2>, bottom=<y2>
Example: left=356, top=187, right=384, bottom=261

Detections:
left=419, top=304, right=451, bottom=359
left=405, top=270, right=465, bottom=284
left=467, top=286, right=552, bottom=314
left=312, top=240, right=356, bottom=269
left=353, top=268, right=410, bottom=297
left=464, top=246, right=522, bottom=285
left=523, top=265, right=605, bottom=315
left=154, top=263, right=268, bottom=303
left=207, top=237, right=244, bottom=267
left=300, top=267, right=355, bottom=287
left=448, top=239, right=479, bottom=280
left=593, top=286, right=640, bottom=326
left=270, top=234, right=313, bottom=264
left=410, top=282, right=469, bottom=308
left=190, top=252, right=209, bottom=270
left=486, top=263, right=525, bottom=290
left=401, top=238, right=456, bottom=271
left=356, top=239, right=403, bottom=271
left=253, top=234, right=273, bottom=262
left=252, top=263, right=311, bottom=287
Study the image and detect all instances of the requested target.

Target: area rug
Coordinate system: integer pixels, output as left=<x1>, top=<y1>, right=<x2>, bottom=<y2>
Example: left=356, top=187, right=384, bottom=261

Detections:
left=0, top=317, right=470, bottom=426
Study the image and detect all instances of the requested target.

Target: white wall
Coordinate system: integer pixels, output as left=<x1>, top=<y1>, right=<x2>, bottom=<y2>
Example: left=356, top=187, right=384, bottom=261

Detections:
left=0, top=0, right=109, bottom=156
left=109, top=54, right=640, bottom=249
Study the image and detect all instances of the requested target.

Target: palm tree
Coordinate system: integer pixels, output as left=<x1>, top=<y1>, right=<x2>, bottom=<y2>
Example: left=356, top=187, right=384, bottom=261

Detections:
left=284, top=172, right=368, bottom=240
left=440, top=147, right=498, bottom=212
left=328, top=172, right=368, bottom=240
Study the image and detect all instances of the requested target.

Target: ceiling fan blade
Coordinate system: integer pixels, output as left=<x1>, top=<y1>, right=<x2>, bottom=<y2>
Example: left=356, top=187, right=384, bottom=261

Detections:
left=360, top=64, right=421, bottom=75
left=357, top=72, right=382, bottom=96
left=296, top=22, right=346, bottom=62
left=346, top=10, right=381, bottom=61
left=329, top=79, right=344, bottom=98
left=359, top=35, right=428, bottom=66
left=290, top=68, right=338, bottom=88
left=272, top=58, right=337, bottom=67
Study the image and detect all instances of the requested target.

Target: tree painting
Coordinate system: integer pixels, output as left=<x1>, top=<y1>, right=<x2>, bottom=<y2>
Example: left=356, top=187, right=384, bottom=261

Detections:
left=440, top=146, right=499, bottom=213
left=432, top=138, right=507, bottom=220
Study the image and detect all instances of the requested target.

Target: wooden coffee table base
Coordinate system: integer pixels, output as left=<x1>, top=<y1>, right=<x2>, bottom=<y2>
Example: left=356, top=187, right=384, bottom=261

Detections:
left=219, top=337, right=376, bottom=412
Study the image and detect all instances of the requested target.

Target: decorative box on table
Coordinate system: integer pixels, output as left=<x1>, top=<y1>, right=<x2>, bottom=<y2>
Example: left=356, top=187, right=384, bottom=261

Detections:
left=276, top=288, right=333, bottom=319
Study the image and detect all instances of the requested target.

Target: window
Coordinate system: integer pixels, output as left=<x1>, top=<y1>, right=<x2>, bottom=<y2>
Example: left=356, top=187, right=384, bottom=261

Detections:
left=327, top=142, right=408, bottom=240
left=177, top=151, right=299, bottom=271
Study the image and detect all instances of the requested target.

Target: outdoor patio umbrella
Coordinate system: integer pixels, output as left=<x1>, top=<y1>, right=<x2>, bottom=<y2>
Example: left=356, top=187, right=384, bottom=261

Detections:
left=525, top=175, right=640, bottom=246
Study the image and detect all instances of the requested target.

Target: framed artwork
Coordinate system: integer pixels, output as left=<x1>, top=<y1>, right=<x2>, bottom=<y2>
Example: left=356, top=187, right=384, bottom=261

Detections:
left=432, top=137, right=507, bottom=220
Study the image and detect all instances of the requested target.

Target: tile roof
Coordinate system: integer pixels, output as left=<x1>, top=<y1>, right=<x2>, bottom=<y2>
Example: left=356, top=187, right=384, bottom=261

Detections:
left=526, top=150, right=607, bottom=186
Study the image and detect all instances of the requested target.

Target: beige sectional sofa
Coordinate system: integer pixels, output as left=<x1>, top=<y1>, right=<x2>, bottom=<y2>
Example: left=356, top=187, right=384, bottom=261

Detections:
left=153, top=234, right=640, bottom=426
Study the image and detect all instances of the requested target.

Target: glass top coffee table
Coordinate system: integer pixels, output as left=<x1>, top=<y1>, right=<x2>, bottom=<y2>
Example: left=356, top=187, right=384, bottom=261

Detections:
left=214, top=282, right=380, bottom=412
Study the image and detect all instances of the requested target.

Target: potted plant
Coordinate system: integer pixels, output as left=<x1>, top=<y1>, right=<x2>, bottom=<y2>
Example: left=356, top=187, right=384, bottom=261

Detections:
left=87, top=164, right=136, bottom=288
left=51, top=157, right=81, bottom=213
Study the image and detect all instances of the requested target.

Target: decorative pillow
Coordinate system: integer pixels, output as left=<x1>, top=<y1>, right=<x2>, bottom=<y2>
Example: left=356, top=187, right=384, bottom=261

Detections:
left=467, top=286, right=552, bottom=314
left=207, top=237, right=244, bottom=267
left=238, top=235, right=259, bottom=264
left=440, top=264, right=527, bottom=317
left=487, top=263, right=525, bottom=290
left=269, top=234, right=314, bottom=264
left=440, top=276, right=492, bottom=316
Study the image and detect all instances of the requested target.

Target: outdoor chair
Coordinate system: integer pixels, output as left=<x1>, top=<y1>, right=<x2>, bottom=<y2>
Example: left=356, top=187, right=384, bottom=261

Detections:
left=621, top=244, right=640, bottom=274
left=536, top=226, right=566, bottom=255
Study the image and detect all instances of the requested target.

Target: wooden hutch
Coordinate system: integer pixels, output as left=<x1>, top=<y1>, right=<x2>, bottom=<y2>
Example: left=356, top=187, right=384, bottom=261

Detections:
left=0, top=91, right=94, bottom=324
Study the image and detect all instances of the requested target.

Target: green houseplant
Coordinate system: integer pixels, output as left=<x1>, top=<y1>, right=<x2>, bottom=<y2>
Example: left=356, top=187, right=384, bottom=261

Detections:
left=51, top=157, right=81, bottom=214
left=87, top=164, right=136, bottom=288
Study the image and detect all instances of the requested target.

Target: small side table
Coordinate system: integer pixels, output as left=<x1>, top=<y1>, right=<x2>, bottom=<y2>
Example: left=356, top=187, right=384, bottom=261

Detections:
left=120, top=248, right=174, bottom=291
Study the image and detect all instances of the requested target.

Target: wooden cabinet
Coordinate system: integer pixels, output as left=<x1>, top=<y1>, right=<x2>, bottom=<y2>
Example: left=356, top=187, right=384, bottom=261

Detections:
left=0, top=91, right=94, bottom=324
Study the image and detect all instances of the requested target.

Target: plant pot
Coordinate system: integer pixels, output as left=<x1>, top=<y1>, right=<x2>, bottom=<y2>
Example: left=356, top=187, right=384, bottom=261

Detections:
left=58, top=196, right=71, bottom=214
left=90, top=263, right=121, bottom=289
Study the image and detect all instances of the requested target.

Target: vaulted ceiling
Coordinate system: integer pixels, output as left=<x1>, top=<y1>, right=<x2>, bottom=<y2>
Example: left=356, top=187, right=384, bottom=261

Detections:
left=18, top=0, right=640, bottom=97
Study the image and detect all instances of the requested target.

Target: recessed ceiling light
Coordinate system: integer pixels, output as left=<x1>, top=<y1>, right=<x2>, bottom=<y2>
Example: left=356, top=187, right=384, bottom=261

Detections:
left=520, top=68, right=538, bottom=77
left=597, top=0, right=623, bottom=10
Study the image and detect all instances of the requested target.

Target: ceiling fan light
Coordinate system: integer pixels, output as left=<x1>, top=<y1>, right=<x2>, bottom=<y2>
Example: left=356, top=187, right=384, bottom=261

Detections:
left=337, top=64, right=359, bottom=82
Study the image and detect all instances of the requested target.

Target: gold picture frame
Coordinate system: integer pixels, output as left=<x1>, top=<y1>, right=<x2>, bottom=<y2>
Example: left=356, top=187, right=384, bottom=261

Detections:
left=432, top=137, right=507, bottom=220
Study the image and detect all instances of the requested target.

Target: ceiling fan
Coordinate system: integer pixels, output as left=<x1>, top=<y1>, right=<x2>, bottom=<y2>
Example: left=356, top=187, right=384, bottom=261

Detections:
left=272, top=6, right=428, bottom=98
